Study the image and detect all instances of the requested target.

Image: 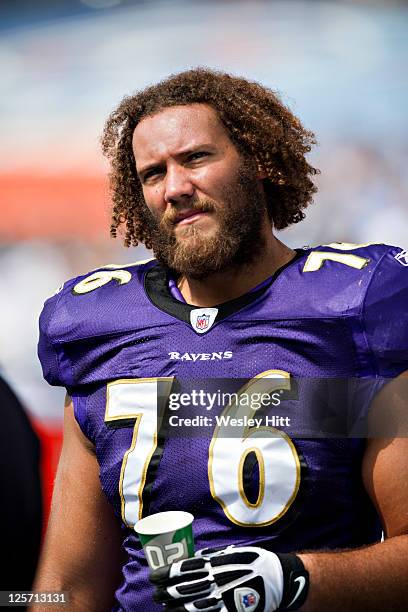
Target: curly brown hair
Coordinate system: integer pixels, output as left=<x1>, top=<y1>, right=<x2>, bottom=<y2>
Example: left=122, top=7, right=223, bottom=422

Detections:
left=101, top=68, right=319, bottom=248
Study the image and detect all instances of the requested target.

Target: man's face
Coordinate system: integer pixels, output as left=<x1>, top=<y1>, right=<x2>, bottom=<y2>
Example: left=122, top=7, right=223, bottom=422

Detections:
left=132, top=103, right=268, bottom=278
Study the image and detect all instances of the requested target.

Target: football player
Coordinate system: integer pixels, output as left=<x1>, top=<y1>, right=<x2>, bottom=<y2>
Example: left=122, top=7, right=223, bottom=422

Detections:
left=35, top=69, right=408, bottom=611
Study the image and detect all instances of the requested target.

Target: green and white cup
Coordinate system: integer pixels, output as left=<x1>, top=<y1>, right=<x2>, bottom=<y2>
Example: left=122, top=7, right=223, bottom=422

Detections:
left=134, top=511, right=195, bottom=570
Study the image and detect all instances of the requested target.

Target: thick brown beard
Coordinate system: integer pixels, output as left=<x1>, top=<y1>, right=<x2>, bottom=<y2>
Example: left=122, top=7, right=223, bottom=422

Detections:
left=146, top=162, right=267, bottom=279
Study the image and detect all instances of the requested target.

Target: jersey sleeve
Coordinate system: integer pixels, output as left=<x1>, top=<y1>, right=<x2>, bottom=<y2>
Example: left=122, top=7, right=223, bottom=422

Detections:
left=363, top=246, right=408, bottom=377
left=38, top=289, right=91, bottom=438
left=37, top=290, right=69, bottom=387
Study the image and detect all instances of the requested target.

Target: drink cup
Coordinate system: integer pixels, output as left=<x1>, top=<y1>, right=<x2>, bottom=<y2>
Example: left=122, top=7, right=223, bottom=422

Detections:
left=134, top=510, right=195, bottom=570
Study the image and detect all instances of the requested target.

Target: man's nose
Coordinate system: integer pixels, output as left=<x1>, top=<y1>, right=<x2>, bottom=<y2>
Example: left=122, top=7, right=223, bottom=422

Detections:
left=164, top=165, right=194, bottom=205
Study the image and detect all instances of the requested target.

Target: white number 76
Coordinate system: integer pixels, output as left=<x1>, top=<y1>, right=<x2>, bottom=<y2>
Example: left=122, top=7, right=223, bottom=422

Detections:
left=105, top=372, right=301, bottom=529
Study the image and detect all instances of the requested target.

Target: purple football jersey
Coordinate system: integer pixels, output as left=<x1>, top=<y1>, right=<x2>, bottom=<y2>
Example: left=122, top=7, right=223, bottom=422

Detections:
left=38, top=243, right=408, bottom=611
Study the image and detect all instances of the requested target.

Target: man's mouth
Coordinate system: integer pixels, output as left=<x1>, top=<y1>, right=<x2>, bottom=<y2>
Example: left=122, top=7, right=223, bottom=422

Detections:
left=174, top=210, right=208, bottom=226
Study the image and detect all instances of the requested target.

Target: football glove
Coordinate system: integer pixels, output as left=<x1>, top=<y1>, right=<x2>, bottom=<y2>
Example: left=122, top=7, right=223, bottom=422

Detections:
left=150, top=544, right=309, bottom=611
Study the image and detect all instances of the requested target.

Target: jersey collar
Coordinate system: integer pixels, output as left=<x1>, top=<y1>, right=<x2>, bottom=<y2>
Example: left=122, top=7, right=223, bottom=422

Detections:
left=144, top=251, right=304, bottom=332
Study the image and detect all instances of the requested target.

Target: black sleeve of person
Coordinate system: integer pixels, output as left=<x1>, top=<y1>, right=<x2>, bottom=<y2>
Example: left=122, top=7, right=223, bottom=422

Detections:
left=275, top=553, right=309, bottom=610
left=0, top=375, right=43, bottom=592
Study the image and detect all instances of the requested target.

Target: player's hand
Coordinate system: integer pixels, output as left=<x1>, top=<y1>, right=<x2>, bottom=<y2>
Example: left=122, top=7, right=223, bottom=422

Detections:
left=150, top=544, right=309, bottom=611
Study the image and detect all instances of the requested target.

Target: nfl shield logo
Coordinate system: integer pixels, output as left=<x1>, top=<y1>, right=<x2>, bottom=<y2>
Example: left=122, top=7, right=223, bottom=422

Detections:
left=189, top=308, right=218, bottom=334
left=243, top=593, right=257, bottom=607
left=234, top=587, right=259, bottom=611
left=196, top=314, right=210, bottom=330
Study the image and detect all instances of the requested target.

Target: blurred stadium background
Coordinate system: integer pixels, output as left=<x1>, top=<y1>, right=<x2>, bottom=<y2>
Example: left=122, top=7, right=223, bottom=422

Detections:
left=1, top=0, right=407, bottom=513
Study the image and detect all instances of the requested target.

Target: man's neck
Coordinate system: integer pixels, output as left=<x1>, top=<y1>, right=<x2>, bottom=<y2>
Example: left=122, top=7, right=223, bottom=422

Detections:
left=177, top=235, right=296, bottom=307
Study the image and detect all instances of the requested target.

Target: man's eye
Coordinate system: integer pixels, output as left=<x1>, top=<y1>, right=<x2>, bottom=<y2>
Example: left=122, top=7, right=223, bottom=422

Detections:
left=143, top=169, right=162, bottom=182
left=189, top=152, right=208, bottom=161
